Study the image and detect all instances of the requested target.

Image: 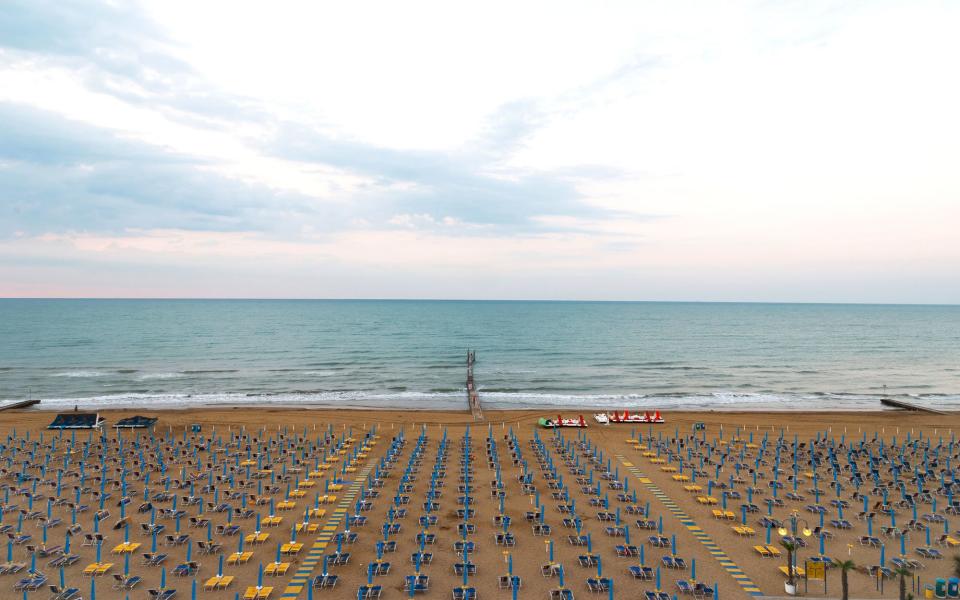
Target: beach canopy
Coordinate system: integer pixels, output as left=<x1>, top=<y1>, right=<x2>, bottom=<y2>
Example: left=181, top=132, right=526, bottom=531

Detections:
left=114, top=416, right=158, bottom=429
left=47, top=413, right=104, bottom=429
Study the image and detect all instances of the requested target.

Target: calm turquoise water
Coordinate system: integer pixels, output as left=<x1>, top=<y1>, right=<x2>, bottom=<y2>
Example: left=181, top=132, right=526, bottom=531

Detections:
left=1, top=299, right=958, bottom=411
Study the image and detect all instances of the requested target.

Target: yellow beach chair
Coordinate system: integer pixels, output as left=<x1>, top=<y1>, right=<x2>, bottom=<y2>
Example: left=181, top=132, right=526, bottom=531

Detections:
left=754, top=546, right=771, bottom=558
left=264, top=562, right=290, bottom=576
left=281, top=542, right=303, bottom=555
left=244, top=586, right=274, bottom=600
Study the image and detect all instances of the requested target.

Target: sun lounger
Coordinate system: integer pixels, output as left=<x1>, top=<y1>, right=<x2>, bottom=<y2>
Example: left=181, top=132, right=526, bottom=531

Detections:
left=451, top=586, right=476, bottom=600
left=48, top=585, right=81, bottom=600
left=243, top=586, right=275, bottom=599
left=356, top=584, right=382, bottom=599
left=586, top=577, right=610, bottom=592
left=113, top=574, right=143, bottom=590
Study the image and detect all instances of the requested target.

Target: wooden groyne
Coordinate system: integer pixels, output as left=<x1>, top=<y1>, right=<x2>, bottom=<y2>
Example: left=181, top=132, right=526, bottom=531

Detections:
left=881, top=397, right=946, bottom=415
left=0, top=399, right=40, bottom=412
left=466, top=349, right=483, bottom=420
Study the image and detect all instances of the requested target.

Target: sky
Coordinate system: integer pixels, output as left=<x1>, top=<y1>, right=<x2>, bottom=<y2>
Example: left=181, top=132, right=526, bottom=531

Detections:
left=0, top=1, right=958, bottom=302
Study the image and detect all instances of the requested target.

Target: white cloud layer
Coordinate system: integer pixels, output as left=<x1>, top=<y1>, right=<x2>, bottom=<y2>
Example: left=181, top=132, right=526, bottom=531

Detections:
left=0, top=0, right=958, bottom=301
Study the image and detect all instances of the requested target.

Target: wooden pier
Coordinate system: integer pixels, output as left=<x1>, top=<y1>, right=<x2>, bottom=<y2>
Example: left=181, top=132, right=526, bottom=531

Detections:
left=880, top=397, right=946, bottom=415
left=0, top=399, right=40, bottom=412
left=466, top=349, right=483, bottom=420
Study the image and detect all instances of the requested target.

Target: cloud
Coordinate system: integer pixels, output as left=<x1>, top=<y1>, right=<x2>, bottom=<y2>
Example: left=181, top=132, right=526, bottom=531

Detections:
left=269, top=120, right=634, bottom=233
left=0, top=0, right=266, bottom=129
left=1, top=2, right=643, bottom=238
left=0, top=103, right=336, bottom=235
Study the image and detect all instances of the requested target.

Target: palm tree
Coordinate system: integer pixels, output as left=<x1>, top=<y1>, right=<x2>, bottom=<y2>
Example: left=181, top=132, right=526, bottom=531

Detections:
left=893, top=565, right=913, bottom=600
left=781, top=540, right=797, bottom=587
left=834, top=559, right=856, bottom=600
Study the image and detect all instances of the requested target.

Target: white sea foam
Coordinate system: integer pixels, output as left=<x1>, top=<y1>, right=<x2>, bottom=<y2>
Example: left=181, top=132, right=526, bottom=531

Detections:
left=18, top=390, right=960, bottom=412
left=50, top=371, right=105, bottom=378
left=137, top=372, right=184, bottom=380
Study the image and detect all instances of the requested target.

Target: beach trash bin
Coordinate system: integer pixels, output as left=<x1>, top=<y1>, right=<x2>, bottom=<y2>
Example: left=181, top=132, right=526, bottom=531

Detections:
left=948, top=578, right=959, bottom=598
left=191, top=424, right=201, bottom=433
left=936, top=578, right=947, bottom=598
left=694, top=422, right=706, bottom=431
left=927, top=585, right=935, bottom=599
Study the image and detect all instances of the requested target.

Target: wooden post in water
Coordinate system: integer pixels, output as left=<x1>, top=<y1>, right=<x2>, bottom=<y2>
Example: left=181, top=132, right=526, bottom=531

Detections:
left=466, top=349, right=483, bottom=420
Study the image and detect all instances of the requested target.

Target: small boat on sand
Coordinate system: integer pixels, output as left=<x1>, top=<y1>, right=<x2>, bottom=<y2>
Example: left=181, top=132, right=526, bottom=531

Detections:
left=538, top=415, right=588, bottom=428
left=593, top=410, right=664, bottom=424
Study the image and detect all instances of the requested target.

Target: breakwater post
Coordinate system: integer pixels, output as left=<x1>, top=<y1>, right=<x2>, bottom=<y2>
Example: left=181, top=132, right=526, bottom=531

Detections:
left=466, top=349, right=483, bottom=420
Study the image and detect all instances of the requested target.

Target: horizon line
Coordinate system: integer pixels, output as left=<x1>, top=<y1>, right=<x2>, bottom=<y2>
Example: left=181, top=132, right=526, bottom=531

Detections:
left=1, top=297, right=958, bottom=307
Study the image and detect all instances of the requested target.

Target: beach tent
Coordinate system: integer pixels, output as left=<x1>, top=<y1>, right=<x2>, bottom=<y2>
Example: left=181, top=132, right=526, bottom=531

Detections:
left=114, top=416, right=158, bottom=430
left=47, top=413, right=105, bottom=430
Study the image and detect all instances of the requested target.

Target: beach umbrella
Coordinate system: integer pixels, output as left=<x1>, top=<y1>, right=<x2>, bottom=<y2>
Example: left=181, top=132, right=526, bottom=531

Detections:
left=558, top=564, right=565, bottom=588
left=880, top=544, right=886, bottom=567
left=656, top=566, right=661, bottom=590
left=161, top=567, right=167, bottom=590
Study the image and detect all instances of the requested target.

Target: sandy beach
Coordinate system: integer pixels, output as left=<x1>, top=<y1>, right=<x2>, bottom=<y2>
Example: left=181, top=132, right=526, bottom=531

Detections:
left=1, top=407, right=958, bottom=600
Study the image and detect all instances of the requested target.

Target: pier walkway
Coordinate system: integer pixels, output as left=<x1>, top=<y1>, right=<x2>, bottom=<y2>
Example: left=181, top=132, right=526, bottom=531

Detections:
left=466, top=349, right=483, bottom=420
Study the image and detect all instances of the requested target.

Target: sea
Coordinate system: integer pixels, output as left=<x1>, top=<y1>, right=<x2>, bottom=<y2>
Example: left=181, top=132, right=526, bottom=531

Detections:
left=0, top=299, right=958, bottom=412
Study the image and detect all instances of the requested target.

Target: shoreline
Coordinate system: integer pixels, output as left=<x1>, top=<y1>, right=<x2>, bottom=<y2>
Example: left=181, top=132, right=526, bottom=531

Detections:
left=4, top=406, right=958, bottom=424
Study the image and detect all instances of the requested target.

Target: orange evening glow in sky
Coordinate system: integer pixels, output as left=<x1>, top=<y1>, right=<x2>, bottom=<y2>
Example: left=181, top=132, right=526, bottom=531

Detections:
left=1, top=1, right=958, bottom=302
